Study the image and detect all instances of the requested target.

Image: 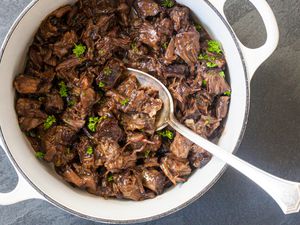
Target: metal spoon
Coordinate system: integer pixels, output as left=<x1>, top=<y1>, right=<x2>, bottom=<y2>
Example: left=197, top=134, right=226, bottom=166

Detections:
left=128, top=67, right=300, bottom=215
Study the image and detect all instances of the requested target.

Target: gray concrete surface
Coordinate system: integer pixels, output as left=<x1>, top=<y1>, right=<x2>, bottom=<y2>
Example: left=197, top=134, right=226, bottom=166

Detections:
left=1, top=0, right=300, bottom=224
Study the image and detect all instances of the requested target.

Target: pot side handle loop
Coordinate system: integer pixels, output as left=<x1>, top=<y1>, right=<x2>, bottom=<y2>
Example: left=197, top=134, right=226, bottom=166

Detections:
left=209, top=0, right=279, bottom=81
left=0, top=129, right=44, bottom=205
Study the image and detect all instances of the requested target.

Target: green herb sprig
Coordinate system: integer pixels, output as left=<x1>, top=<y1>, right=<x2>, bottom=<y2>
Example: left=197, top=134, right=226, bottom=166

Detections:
left=73, top=43, right=86, bottom=58
left=103, top=67, right=112, bottom=76
left=107, top=174, right=114, bottom=182
left=144, top=150, right=151, bottom=158
left=58, top=81, right=68, bottom=98
left=88, top=116, right=108, bottom=132
left=86, top=146, right=93, bottom=155
left=44, top=115, right=56, bottom=130
left=98, top=82, right=105, bottom=88
left=224, top=90, right=231, bottom=96
left=161, top=0, right=175, bottom=8
left=207, top=40, right=222, bottom=54
left=120, top=98, right=129, bottom=106
left=35, top=152, right=45, bottom=159
left=219, top=71, right=225, bottom=78
left=206, top=62, right=218, bottom=68
left=158, top=130, right=174, bottom=140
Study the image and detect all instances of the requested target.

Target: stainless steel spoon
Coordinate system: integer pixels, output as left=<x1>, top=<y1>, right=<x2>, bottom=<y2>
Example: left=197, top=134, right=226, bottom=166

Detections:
left=128, top=67, right=300, bottom=215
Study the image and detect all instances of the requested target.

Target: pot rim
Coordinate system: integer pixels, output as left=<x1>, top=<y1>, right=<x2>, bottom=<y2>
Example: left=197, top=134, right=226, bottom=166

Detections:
left=0, top=0, right=250, bottom=223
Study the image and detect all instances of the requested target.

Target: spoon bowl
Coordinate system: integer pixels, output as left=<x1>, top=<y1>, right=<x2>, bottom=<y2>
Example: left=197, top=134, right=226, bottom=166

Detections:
left=127, top=68, right=173, bottom=131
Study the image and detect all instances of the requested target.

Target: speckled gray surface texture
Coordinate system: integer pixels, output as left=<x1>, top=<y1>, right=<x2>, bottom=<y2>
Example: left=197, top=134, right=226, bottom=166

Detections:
left=0, top=0, right=300, bottom=224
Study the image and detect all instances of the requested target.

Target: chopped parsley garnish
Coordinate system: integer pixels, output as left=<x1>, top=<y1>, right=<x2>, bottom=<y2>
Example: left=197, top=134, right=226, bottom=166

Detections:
left=98, top=49, right=105, bottom=56
left=58, top=81, right=68, bottom=97
left=131, top=42, right=138, bottom=52
left=86, top=146, right=93, bottom=155
left=103, top=66, right=112, bottom=76
left=107, top=174, right=114, bottom=182
left=67, top=99, right=76, bottom=107
left=161, top=0, right=175, bottom=8
left=195, top=23, right=202, bottom=32
left=44, top=115, right=56, bottom=130
left=144, top=150, right=151, bottom=158
left=120, top=98, right=129, bottom=106
left=88, top=117, right=99, bottom=132
left=198, top=54, right=207, bottom=60
left=202, top=80, right=207, bottom=87
left=198, top=54, right=216, bottom=61
left=73, top=43, right=86, bottom=58
left=162, top=42, right=168, bottom=49
left=204, top=118, right=211, bottom=126
left=206, top=62, right=218, bottom=68
left=98, top=82, right=105, bottom=88
left=158, top=130, right=174, bottom=140
left=88, top=116, right=107, bottom=132
left=219, top=71, right=225, bottom=78
left=224, top=90, right=231, bottom=96
left=207, top=40, right=222, bottom=54
left=35, top=152, right=45, bottom=159
left=66, top=148, right=71, bottom=154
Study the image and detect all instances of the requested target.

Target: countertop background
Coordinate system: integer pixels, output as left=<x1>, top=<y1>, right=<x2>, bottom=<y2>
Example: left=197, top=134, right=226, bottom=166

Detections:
left=1, top=0, right=300, bottom=224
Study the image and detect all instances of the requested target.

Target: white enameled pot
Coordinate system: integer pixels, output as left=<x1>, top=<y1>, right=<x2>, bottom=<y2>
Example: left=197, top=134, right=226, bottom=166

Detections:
left=0, top=0, right=279, bottom=223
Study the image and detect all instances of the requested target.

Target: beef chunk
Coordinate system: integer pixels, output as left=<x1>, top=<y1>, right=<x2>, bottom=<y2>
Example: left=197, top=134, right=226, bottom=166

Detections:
left=184, top=115, right=221, bottom=138
left=164, top=38, right=177, bottom=64
left=134, top=0, right=160, bottom=18
left=62, top=167, right=84, bottom=187
left=14, top=75, right=41, bottom=94
left=95, top=138, right=121, bottom=163
left=45, top=92, right=64, bottom=114
left=116, top=75, right=139, bottom=97
left=56, top=58, right=83, bottom=71
left=160, top=155, right=191, bottom=185
left=169, top=6, right=190, bottom=32
left=140, top=168, right=166, bottom=194
left=53, top=30, right=78, bottom=58
left=76, top=136, right=94, bottom=170
left=105, top=152, right=137, bottom=171
left=216, top=96, right=230, bottom=119
left=188, top=145, right=211, bottom=168
left=174, top=31, right=200, bottom=72
left=16, top=98, right=46, bottom=118
left=115, top=171, right=146, bottom=201
left=94, top=117, right=124, bottom=142
left=16, top=98, right=47, bottom=131
left=169, top=78, right=191, bottom=109
left=42, top=125, right=76, bottom=162
left=19, top=117, right=45, bottom=132
left=163, top=64, right=188, bottom=78
left=206, top=71, right=230, bottom=95
left=170, top=132, right=193, bottom=158
left=50, top=5, right=72, bottom=18
left=117, top=0, right=130, bottom=26
left=157, top=18, right=174, bottom=37
left=62, top=87, right=96, bottom=130
left=139, top=21, right=160, bottom=50
left=96, top=58, right=125, bottom=90
left=121, top=113, right=156, bottom=134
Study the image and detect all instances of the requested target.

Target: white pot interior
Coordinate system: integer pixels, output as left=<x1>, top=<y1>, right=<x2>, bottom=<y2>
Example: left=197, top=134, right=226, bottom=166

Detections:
left=0, top=0, right=248, bottom=222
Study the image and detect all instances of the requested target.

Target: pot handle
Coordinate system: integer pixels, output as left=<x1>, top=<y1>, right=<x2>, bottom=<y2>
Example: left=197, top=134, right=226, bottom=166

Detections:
left=209, top=0, right=279, bottom=80
left=0, top=129, right=44, bottom=205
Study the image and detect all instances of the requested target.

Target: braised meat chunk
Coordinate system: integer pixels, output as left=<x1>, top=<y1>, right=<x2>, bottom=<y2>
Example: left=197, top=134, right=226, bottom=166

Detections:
left=14, top=0, right=231, bottom=201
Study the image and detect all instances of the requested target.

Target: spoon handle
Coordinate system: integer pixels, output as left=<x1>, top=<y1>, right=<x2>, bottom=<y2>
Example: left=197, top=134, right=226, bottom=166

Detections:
left=169, top=115, right=300, bottom=214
